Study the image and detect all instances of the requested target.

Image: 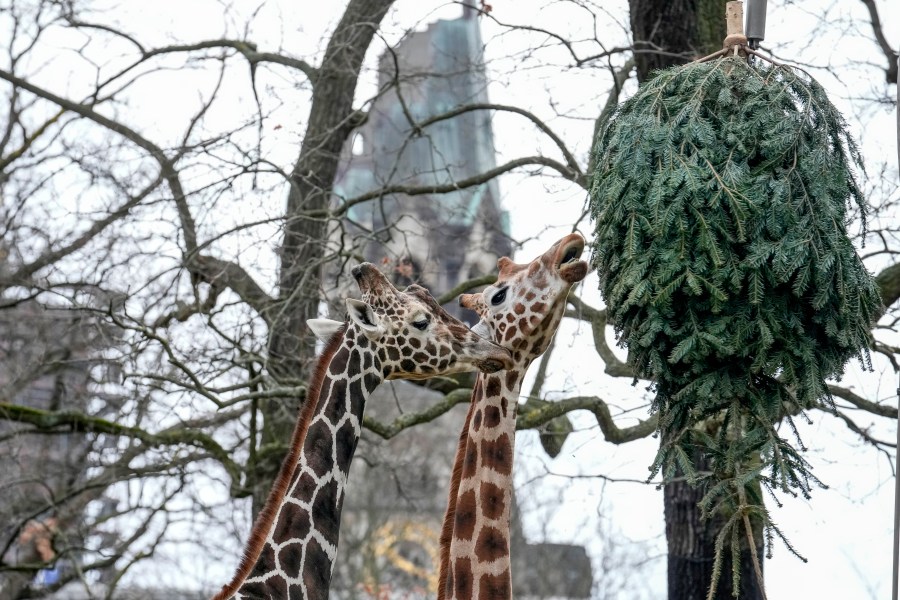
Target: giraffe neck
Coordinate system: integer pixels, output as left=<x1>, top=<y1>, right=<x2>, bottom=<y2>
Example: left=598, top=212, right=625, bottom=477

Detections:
left=215, top=326, right=383, bottom=600
left=440, top=366, right=526, bottom=600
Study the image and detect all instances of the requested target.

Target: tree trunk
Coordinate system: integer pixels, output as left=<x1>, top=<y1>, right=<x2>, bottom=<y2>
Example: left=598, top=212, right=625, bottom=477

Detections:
left=628, top=0, right=726, bottom=82
left=250, top=0, right=397, bottom=516
left=664, top=447, right=765, bottom=600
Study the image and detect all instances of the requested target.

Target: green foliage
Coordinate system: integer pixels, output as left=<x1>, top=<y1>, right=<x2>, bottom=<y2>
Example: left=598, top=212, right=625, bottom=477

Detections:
left=588, top=56, right=881, bottom=575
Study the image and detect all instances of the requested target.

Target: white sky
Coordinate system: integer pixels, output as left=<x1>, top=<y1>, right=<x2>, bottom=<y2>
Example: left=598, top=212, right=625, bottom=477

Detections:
left=7, top=0, right=899, bottom=597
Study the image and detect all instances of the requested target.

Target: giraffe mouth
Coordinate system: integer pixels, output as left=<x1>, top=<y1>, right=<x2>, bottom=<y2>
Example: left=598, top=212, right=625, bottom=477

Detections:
left=557, top=238, right=588, bottom=283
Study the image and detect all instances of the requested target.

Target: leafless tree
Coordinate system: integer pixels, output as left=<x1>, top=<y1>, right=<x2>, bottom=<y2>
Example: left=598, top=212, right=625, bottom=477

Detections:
left=0, top=0, right=896, bottom=598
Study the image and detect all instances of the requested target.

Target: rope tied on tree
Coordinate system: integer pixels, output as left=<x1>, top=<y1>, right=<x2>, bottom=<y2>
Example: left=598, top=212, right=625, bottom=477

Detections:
left=588, top=5, right=882, bottom=596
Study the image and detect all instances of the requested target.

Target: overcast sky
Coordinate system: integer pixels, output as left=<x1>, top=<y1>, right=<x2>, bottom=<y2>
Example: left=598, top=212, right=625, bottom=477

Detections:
left=9, top=0, right=899, bottom=597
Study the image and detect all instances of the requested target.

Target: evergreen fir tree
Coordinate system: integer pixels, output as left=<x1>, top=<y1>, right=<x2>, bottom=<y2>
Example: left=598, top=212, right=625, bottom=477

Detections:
left=588, top=56, right=881, bottom=590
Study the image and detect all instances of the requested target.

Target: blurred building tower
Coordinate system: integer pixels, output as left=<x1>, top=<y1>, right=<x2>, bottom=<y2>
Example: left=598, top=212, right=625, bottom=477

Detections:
left=328, top=7, right=510, bottom=316
left=329, top=10, right=593, bottom=599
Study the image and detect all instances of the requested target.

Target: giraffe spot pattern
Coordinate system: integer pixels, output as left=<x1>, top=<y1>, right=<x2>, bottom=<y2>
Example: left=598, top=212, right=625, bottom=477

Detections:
left=452, top=557, right=473, bottom=599
left=480, top=481, right=506, bottom=520
left=518, top=317, right=530, bottom=334
left=273, top=507, right=311, bottom=544
left=478, top=572, right=511, bottom=600
left=334, top=419, right=359, bottom=477
left=348, top=378, right=365, bottom=417
left=484, top=376, right=501, bottom=399
left=323, top=379, right=349, bottom=421
left=463, top=441, right=479, bottom=478
left=246, top=542, right=276, bottom=579
left=303, top=538, right=332, bottom=600
left=473, top=409, right=483, bottom=432
left=505, top=371, right=517, bottom=389
left=305, top=421, right=335, bottom=479
left=363, top=373, right=380, bottom=394
left=278, top=542, right=303, bottom=579
left=387, top=345, right=400, bottom=362
left=311, top=478, right=341, bottom=542
left=238, top=579, right=273, bottom=599
left=483, top=405, right=501, bottom=429
left=480, top=434, right=512, bottom=475
left=327, top=349, right=349, bottom=376
left=290, top=471, right=317, bottom=504
left=454, top=489, right=478, bottom=541
left=474, top=526, right=509, bottom=563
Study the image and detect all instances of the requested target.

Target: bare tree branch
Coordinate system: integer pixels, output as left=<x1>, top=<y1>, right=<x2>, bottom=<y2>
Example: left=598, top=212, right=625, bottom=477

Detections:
left=416, top=103, right=583, bottom=178
left=566, top=295, right=632, bottom=377
left=0, top=401, right=242, bottom=481
left=0, top=66, right=199, bottom=256
left=517, top=394, right=658, bottom=444
left=364, top=387, right=472, bottom=439
left=329, top=155, right=587, bottom=219
left=858, top=0, right=898, bottom=83
left=829, top=384, right=898, bottom=419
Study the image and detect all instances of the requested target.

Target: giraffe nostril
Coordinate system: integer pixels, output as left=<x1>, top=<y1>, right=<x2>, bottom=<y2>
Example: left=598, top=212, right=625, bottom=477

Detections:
left=480, top=359, right=503, bottom=373
left=351, top=265, right=364, bottom=281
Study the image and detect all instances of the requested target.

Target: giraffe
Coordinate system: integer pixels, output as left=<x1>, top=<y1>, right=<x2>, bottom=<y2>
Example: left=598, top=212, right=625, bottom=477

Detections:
left=438, top=233, right=588, bottom=600
left=214, top=262, right=513, bottom=600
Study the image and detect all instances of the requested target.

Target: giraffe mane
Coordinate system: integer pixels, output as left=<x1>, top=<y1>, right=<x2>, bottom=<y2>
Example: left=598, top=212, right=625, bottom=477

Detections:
left=437, top=377, right=483, bottom=600
left=213, top=322, right=348, bottom=600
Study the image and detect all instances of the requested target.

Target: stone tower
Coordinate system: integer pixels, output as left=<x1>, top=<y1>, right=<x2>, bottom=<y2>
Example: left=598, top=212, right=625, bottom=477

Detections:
left=328, top=10, right=511, bottom=315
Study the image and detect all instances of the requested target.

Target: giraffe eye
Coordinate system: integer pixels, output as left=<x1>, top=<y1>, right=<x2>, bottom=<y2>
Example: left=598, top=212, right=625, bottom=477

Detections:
left=411, top=318, right=429, bottom=331
left=491, top=288, right=507, bottom=306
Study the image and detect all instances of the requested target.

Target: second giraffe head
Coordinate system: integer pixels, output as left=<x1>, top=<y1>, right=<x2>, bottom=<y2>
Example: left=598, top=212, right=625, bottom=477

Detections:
left=460, top=233, right=588, bottom=357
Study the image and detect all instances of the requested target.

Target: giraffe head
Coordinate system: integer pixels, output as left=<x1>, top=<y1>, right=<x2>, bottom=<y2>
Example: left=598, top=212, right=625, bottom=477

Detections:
left=310, top=263, right=513, bottom=380
left=460, top=233, right=588, bottom=358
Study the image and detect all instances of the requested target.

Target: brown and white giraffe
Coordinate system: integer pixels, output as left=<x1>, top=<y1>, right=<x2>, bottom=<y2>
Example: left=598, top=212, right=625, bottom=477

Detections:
left=438, top=233, right=588, bottom=600
left=214, top=263, right=513, bottom=600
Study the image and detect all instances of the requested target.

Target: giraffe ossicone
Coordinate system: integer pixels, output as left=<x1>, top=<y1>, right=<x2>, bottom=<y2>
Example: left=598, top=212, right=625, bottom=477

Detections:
left=214, top=262, right=512, bottom=600
left=439, top=233, right=589, bottom=600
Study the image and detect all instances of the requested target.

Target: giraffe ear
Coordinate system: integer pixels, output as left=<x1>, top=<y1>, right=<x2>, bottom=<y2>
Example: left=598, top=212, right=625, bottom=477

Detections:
left=497, top=256, right=514, bottom=273
left=307, top=318, right=343, bottom=343
left=346, top=298, right=382, bottom=338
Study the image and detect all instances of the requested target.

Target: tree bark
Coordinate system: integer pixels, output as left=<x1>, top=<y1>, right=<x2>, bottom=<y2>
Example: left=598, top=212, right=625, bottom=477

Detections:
left=628, top=0, right=726, bottom=82
left=251, top=0, right=397, bottom=516
left=664, top=448, right=765, bottom=600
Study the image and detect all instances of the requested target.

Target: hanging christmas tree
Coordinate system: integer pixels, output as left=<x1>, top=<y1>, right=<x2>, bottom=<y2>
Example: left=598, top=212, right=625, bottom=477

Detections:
left=588, top=5, right=881, bottom=595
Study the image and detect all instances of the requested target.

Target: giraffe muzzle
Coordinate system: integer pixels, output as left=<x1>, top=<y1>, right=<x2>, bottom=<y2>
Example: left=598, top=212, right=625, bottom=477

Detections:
left=556, top=235, right=589, bottom=284
left=352, top=262, right=392, bottom=294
